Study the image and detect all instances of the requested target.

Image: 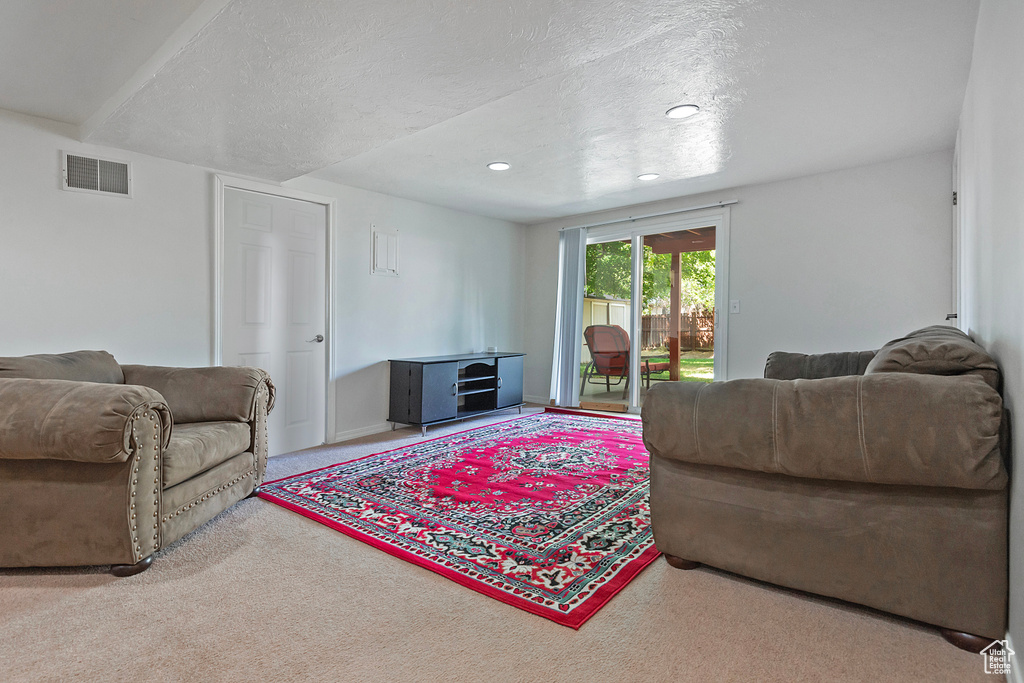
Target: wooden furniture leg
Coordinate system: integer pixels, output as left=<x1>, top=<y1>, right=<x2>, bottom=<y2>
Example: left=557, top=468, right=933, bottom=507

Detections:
left=664, top=554, right=700, bottom=570
left=939, top=629, right=996, bottom=653
left=110, top=555, right=153, bottom=577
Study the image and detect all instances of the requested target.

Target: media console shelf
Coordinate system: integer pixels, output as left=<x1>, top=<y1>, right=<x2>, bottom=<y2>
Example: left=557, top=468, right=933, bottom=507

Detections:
left=388, top=352, right=525, bottom=435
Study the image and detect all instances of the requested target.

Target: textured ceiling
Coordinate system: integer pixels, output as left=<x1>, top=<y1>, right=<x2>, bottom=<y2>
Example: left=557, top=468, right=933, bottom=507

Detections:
left=0, top=0, right=980, bottom=223
left=85, top=0, right=738, bottom=181
left=309, top=1, right=980, bottom=222
left=0, top=0, right=206, bottom=124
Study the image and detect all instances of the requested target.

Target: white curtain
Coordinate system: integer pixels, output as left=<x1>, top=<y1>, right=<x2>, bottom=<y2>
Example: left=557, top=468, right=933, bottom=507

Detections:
left=550, top=227, right=587, bottom=406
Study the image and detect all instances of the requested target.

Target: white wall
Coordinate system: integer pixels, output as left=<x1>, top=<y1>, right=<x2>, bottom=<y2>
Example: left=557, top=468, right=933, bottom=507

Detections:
left=958, top=0, right=1024, bottom=648
left=523, top=150, right=954, bottom=399
left=284, top=176, right=526, bottom=440
left=0, top=107, right=526, bottom=443
left=0, top=109, right=214, bottom=366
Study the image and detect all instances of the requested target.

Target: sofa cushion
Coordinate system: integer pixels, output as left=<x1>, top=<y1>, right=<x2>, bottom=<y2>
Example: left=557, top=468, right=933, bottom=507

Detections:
left=121, top=365, right=274, bottom=423
left=765, top=350, right=877, bottom=379
left=162, top=421, right=252, bottom=488
left=864, top=325, right=1000, bottom=390
left=0, top=351, right=124, bottom=384
left=642, top=373, right=1006, bottom=490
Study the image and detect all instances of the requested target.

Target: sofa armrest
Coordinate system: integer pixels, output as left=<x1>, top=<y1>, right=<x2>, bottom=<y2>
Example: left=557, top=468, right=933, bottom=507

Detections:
left=764, top=350, right=876, bottom=379
left=641, top=374, right=1005, bottom=490
left=121, top=365, right=275, bottom=424
left=0, top=378, right=170, bottom=463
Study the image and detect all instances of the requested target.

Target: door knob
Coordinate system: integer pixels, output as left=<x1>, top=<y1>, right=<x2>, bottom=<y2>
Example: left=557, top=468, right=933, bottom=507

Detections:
left=306, top=334, right=324, bottom=343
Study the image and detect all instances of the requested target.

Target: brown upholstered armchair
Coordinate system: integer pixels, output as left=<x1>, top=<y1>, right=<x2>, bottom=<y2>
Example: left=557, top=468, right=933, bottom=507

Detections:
left=641, top=326, right=1008, bottom=651
left=0, top=350, right=274, bottom=575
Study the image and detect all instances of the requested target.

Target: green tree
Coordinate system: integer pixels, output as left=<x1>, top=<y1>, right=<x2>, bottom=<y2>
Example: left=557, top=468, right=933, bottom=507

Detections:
left=585, top=242, right=715, bottom=312
left=678, top=250, right=716, bottom=311
left=585, top=241, right=632, bottom=300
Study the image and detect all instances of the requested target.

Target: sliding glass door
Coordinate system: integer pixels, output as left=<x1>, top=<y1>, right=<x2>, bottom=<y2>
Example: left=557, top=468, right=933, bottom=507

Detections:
left=578, top=238, right=634, bottom=410
left=574, top=209, right=728, bottom=413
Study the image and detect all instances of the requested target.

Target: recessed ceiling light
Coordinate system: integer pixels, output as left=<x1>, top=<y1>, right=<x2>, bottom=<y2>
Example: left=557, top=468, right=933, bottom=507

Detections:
left=487, top=161, right=511, bottom=171
left=666, top=104, right=700, bottom=119
left=637, top=173, right=660, bottom=181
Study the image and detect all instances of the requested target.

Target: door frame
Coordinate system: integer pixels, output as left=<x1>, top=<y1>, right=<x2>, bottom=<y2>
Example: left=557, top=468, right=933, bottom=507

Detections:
left=952, top=129, right=964, bottom=330
left=213, top=174, right=338, bottom=444
left=584, top=205, right=730, bottom=411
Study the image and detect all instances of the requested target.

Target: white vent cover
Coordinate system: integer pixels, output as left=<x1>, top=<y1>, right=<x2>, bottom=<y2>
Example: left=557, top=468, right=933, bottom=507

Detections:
left=62, top=152, right=131, bottom=197
left=371, top=228, right=399, bottom=276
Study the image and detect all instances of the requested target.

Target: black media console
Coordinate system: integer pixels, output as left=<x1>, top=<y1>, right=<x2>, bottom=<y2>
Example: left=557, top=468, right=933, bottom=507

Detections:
left=388, top=352, right=525, bottom=435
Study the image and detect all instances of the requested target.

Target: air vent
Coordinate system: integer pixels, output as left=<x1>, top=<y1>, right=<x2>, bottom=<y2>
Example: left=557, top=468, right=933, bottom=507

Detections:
left=62, top=152, right=131, bottom=197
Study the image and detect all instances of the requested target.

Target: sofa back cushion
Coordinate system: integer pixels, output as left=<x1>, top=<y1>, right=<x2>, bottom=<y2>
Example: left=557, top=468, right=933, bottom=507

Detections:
left=642, top=373, right=1006, bottom=490
left=0, top=350, right=124, bottom=384
left=765, top=350, right=877, bottom=379
left=864, top=326, right=1000, bottom=390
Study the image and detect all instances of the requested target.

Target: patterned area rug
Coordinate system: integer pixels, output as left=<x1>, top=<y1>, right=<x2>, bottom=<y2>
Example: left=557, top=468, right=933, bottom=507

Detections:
left=258, top=411, right=658, bottom=628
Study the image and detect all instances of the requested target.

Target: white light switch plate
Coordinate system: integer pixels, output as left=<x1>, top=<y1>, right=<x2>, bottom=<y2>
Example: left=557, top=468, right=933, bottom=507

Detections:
left=729, top=299, right=740, bottom=314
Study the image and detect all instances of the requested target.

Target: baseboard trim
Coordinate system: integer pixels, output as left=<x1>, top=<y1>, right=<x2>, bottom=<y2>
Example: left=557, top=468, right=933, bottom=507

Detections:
left=1008, top=631, right=1022, bottom=683
left=332, top=422, right=393, bottom=444
left=524, top=395, right=550, bottom=405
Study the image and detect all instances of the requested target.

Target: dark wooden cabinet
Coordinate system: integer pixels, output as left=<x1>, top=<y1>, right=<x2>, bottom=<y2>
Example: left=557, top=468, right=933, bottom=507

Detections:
left=496, top=355, right=523, bottom=408
left=414, top=361, right=459, bottom=424
left=389, top=352, right=525, bottom=434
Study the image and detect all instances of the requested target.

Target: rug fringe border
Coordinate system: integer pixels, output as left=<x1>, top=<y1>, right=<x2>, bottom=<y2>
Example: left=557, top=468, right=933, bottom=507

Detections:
left=257, top=488, right=660, bottom=629
left=258, top=410, right=656, bottom=628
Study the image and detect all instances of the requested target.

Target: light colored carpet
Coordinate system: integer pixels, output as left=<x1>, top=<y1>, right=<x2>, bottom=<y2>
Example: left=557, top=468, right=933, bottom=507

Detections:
left=0, top=408, right=989, bottom=682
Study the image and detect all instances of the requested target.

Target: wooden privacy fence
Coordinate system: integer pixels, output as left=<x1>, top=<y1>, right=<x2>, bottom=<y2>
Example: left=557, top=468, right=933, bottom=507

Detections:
left=641, top=311, right=714, bottom=351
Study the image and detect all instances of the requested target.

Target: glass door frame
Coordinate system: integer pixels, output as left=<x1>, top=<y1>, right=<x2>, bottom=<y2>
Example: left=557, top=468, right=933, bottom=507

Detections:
left=584, top=206, right=730, bottom=413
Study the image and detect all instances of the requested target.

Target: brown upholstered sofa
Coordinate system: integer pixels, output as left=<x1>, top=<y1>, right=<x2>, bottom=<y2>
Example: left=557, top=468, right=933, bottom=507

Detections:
left=642, top=326, right=1008, bottom=649
left=0, top=350, right=274, bottom=575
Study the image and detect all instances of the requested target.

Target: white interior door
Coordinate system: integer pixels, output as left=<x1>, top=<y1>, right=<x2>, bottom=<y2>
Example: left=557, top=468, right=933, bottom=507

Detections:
left=223, top=187, right=327, bottom=456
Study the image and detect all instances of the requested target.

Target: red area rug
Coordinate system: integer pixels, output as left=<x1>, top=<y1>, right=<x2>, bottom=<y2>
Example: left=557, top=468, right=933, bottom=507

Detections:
left=258, top=411, right=658, bottom=628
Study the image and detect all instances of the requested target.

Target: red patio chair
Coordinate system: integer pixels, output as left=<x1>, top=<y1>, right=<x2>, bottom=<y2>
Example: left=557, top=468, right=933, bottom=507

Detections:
left=581, top=325, right=671, bottom=399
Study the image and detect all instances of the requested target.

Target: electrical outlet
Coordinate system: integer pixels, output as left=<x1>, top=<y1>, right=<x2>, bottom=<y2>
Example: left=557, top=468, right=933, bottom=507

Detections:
left=729, top=299, right=740, bottom=314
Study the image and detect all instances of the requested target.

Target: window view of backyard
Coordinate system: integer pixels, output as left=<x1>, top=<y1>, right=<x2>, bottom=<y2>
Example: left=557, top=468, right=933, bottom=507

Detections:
left=579, top=227, right=716, bottom=409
